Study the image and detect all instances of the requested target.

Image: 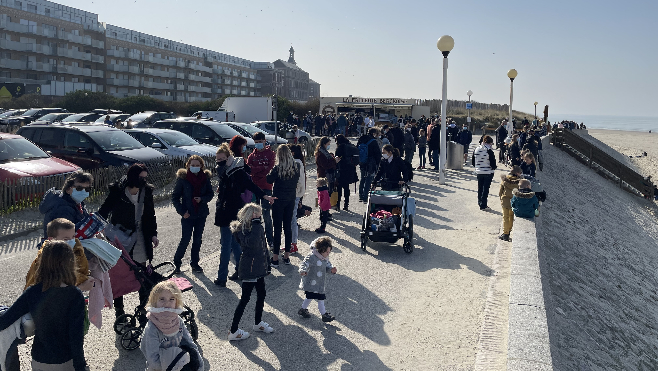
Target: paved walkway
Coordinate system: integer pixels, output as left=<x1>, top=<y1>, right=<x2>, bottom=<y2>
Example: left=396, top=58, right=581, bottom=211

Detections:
left=0, top=149, right=513, bottom=370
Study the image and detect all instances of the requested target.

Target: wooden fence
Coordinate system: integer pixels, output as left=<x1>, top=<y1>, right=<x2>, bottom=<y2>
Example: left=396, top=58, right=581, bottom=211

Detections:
left=551, top=128, right=655, bottom=200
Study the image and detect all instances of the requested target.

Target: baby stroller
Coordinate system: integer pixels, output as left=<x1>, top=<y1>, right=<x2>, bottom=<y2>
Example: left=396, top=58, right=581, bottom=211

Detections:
left=360, top=182, right=415, bottom=253
left=111, top=243, right=198, bottom=351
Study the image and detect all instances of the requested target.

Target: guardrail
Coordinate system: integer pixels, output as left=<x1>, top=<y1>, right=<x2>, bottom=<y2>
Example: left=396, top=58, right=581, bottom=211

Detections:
left=551, top=128, right=655, bottom=200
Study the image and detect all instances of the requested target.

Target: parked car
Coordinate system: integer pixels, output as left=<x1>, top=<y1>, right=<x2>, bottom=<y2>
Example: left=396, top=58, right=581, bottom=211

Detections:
left=30, top=112, right=74, bottom=125
left=127, top=112, right=177, bottom=128
left=226, top=122, right=288, bottom=146
left=153, top=119, right=255, bottom=149
left=0, top=133, right=80, bottom=181
left=0, top=108, right=68, bottom=127
left=93, top=114, right=130, bottom=127
left=0, top=109, right=27, bottom=120
left=16, top=125, right=166, bottom=169
left=60, top=113, right=104, bottom=124
left=251, top=121, right=311, bottom=143
left=125, top=128, right=218, bottom=158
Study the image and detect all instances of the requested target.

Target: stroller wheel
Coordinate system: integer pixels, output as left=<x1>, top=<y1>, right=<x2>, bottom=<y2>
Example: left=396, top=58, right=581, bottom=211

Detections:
left=360, top=234, right=367, bottom=251
left=403, top=216, right=414, bottom=254
left=187, top=320, right=199, bottom=341
left=114, top=314, right=136, bottom=335
left=120, top=327, right=142, bottom=351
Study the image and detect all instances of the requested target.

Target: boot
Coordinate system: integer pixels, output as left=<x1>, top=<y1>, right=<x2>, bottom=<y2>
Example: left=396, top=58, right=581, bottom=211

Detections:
left=343, top=202, right=349, bottom=211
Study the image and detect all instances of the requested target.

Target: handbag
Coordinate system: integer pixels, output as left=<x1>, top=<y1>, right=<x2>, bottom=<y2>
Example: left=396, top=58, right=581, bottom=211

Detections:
left=330, top=187, right=339, bottom=207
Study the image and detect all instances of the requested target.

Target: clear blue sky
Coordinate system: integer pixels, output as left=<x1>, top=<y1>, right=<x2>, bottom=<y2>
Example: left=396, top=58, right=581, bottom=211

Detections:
left=62, top=0, right=658, bottom=117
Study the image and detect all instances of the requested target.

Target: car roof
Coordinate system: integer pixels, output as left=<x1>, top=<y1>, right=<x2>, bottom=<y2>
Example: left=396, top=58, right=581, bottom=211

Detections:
left=0, top=133, right=23, bottom=140
left=125, top=128, right=180, bottom=135
left=23, top=124, right=118, bottom=133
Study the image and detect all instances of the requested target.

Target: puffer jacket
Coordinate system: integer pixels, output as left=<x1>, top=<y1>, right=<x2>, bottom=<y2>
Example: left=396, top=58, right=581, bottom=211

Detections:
left=233, top=220, right=270, bottom=281
left=39, top=188, right=90, bottom=238
left=171, top=168, right=214, bottom=219
left=472, top=144, right=497, bottom=175
left=246, top=147, right=276, bottom=191
left=498, top=174, right=521, bottom=209
left=511, top=188, right=539, bottom=219
left=374, top=156, right=410, bottom=189
left=214, top=157, right=266, bottom=227
left=266, top=163, right=300, bottom=203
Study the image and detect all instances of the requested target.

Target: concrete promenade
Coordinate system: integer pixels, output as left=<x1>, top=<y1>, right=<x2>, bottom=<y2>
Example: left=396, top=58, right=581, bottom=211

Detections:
left=0, top=150, right=514, bottom=370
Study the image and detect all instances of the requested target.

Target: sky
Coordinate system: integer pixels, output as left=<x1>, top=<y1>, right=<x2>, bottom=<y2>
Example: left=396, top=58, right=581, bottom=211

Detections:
left=58, top=0, right=658, bottom=117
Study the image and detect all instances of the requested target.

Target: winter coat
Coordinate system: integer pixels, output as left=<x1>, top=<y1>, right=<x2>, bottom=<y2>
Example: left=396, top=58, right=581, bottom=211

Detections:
left=266, top=163, right=301, bottom=203
left=511, top=188, right=539, bottom=219
left=428, top=124, right=441, bottom=150
left=495, top=125, right=508, bottom=144
left=214, top=157, right=266, bottom=227
left=39, top=188, right=90, bottom=238
left=294, top=159, right=306, bottom=198
left=523, top=139, right=539, bottom=159
left=374, top=156, right=410, bottom=189
left=472, top=144, right=497, bottom=175
left=458, top=129, right=473, bottom=147
left=447, top=124, right=459, bottom=142
left=315, top=148, right=336, bottom=178
left=171, top=169, right=214, bottom=219
left=520, top=162, right=536, bottom=178
left=403, top=131, right=416, bottom=153
left=417, top=135, right=427, bottom=149
left=509, top=143, right=522, bottom=166
left=298, top=249, right=334, bottom=295
left=233, top=220, right=270, bottom=281
left=498, top=174, right=521, bottom=209
left=140, top=315, right=202, bottom=371
left=246, top=147, right=276, bottom=191
left=97, top=178, right=158, bottom=261
left=389, top=127, right=405, bottom=153
left=317, top=186, right=331, bottom=212
left=335, top=143, right=359, bottom=186
left=25, top=238, right=89, bottom=291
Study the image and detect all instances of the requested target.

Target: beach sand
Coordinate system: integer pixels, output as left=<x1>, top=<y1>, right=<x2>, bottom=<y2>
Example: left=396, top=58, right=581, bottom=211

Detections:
left=586, top=129, right=658, bottom=183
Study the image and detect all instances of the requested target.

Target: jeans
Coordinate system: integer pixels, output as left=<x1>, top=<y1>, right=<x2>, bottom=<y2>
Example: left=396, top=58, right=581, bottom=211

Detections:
left=432, top=149, right=439, bottom=170
left=419, top=147, right=426, bottom=167
left=173, top=216, right=207, bottom=267
left=272, top=198, right=296, bottom=255
left=336, top=183, right=350, bottom=208
left=257, top=189, right=274, bottom=247
left=291, top=197, right=300, bottom=243
left=230, top=277, right=266, bottom=333
left=477, top=173, right=494, bottom=209
left=217, top=226, right=241, bottom=281
left=358, top=167, right=374, bottom=200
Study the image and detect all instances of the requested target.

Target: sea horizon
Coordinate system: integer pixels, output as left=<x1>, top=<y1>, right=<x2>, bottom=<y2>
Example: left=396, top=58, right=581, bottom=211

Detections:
left=547, top=114, right=658, bottom=132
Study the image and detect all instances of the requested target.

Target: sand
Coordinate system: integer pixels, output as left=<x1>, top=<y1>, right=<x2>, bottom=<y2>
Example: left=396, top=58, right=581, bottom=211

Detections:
left=586, top=129, right=658, bottom=184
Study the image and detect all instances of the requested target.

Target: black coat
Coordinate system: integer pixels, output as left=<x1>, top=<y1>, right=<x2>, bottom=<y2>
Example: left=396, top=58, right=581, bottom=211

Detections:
left=39, top=189, right=90, bottom=238
left=374, top=156, right=410, bottom=189
left=357, top=134, right=382, bottom=173
left=335, top=143, right=358, bottom=186
left=266, top=164, right=300, bottom=202
left=214, top=159, right=266, bottom=227
left=428, top=125, right=441, bottom=150
left=171, top=169, right=214, bottom=219
left=97, top=178, right=157, bottom=260
left=495, top=126, right=508, bottom=144
left=234, top=220, right=270, bottom=280
left=509, top=143, right=522, bottom=166
left=389, top=127, right=405, bottom=153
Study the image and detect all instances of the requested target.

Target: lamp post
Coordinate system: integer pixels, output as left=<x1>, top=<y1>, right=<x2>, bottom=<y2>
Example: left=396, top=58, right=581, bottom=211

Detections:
left=437, top=35, right=454, bottom=185
left=534, top=101, right=538, bottom=120
left=507, top=69, right=517, bottom=136
left=467, top=90, right=473, bottom=129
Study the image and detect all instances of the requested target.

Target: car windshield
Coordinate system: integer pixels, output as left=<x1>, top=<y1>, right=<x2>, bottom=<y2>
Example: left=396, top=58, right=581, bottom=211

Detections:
left=208, top=124, right=241, bottom=139
left=0, top=111, right=17, bottom=118
left=0, top=138, right=50, bottom=163
left=39, top=113, right=69, bottom=121
left=156, top=132, right=199, bottom=147
left=86, top=130, right=144, bottom=151
left=62, top=114, right=90, bottom=122
left=237, top=124, right=264, bottom=135
left=228, top=125, right=252, bottom=138
left=127, top=113, right=151, bottom=123
left=22, top=109, right=41, bottom=117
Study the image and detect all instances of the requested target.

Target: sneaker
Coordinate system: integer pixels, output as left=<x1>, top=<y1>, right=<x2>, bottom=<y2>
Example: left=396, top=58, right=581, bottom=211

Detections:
left=290, top=243, right=298, bottom=253
left=270, top=258, right=280, bottom=269
left=298, top=308, right=311, bottom=318
left=283, top=257, right=291, bottom=265
left=321, top=312, right=335, bottom=323
left=498, top=234, right=507, bottom=240
left=253, top=321, right=274, bottom=333
left=214, top=279, right=226, bottom=287
left=228, top=271, right=239, bottom=281
left=315, top=228, right=326, bottom=234
left=228, top=328, right=250, bottom=341
left=501, top=234, right=510, bottom=241
left=190, top=264, right=204, bottom=273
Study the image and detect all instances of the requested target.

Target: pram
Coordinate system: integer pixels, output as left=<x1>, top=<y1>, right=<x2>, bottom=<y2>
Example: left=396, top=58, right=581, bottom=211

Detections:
left=360, top=182, right=415, bottom=253
left=110, top=242, right=198, bottom=351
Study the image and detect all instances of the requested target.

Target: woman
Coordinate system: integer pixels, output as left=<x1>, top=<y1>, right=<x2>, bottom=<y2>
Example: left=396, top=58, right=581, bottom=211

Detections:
left=39, top=170, right=94, bottom=238
left=229, top=135, right=248, bottom=159
left=374, top=144, right=411, bottom=191
left=509, top=134, right=522, bottom=166
left=334, top=134, right=358, bottom=211
left=473, top=135, right=498, bottom=210
left=214, top=143, right=275, bottom=287
left=289, top=144, right=306, bottom=253
left=171, top=155, right=214, bottom=274
left=315, top=137, right=336, bottom=195
left=98, top=163, right=158, bottom=318
left=266, top=145, right=301, bottom=268
left=0, top=241, right=89, bottom=371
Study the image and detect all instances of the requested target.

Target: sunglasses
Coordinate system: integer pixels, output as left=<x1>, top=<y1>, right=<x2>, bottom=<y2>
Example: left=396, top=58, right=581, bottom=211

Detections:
left=74, top=186, right=92, bottom=192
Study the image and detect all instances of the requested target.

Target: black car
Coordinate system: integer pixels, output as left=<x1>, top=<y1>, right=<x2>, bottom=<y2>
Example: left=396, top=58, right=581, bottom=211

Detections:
left=0, top=108, right=68, bottom=127
left=17, top=124, right=166, bottom=169
left=30, top=112, right=74, bottom=125
left=153, top=119, right=254, bottom=148
left=60, top=113, right=104, bottom=124
left=127, top=112, right=177, bottom=128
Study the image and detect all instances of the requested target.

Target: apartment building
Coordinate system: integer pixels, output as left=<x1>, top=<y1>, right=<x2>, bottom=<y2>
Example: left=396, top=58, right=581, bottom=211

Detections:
left=256, top=46, right=314, bottom=102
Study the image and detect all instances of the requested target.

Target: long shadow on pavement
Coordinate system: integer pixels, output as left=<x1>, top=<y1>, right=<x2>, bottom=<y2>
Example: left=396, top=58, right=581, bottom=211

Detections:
left=0, top=234, right=41, bottom=256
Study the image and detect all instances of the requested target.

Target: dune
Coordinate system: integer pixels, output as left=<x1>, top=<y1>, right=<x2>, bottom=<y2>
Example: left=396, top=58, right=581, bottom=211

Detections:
left=587, top=129, right=658, bottom=184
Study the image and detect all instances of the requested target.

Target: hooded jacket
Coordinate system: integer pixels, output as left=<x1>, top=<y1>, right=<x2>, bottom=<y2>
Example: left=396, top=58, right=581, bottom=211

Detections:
left=246, top=146, right=276, bottom=191
left=214, top=157, right=266, bottom=227
left=498, top=174, right=521, bottom=209
left=171, top=168, right=214, bottom=219
left=233, top=220, right=270, bottom=281
left=25, top=238, right=89, bottom=291
left=298, top=240, right=334, bottom=295
left=511, top=188, right=539, bottom=219
left=39, top=188, right=90, bottom=238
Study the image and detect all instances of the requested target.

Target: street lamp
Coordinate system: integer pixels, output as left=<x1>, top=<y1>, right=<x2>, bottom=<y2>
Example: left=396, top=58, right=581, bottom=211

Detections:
left=507, top=69, right=517, bottom=136
left=467, top=90, right=473, bottom=128
left=534, top=101, right=538, bottom=120
left=437, top=35, right=454, bottom=185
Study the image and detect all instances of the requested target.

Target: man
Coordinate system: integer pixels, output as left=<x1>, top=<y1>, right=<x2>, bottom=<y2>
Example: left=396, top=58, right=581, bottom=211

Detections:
left=458, top=123, right=473, bottom=163
left=246, top=132, right=276, bottom=249
left=103, top=115, right=112, bottom=127
left=472, top=135, right=497, bottom=210
left=357, top=128, right=382, bottom=202
left=388, top=124, right=405, bottom=154
left=428, top=119, right=441, bottom=170
left=314, top=114, right=324, bottom=137
left=447, top=119, right=459, bottom=142
left=337, top=113, right=347, bottom=136
left=353, top=113, right=363, bottom=136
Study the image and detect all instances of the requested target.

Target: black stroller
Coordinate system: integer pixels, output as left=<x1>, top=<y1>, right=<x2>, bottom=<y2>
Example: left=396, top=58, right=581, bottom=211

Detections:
left=111, top=244, right=198, bottom=351
left=360, top=183, right=415, bottom=253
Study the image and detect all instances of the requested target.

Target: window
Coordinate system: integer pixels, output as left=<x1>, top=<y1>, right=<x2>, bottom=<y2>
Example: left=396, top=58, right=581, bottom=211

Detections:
left=72, top=77, right=78, bottom=82
left=14, top=1, right=22, bottom=8
left=27, top=4, right=36, bottom=13
left=64, top=132, right=93, bottom=151
left=84, top=79, right=91, bottom=83
left=191, top=125, right=214, bottom=141
left=45, top=9, right=50, bottom=16
left=37, top=129, right=64, bottom=149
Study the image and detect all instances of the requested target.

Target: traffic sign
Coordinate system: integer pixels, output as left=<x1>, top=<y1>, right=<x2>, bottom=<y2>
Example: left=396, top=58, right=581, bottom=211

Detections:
left=466, top=103, right=472, bottom=110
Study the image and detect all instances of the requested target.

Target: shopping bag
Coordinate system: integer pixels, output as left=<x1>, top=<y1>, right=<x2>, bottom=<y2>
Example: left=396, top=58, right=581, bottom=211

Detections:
left=330, top=189, right=339, bottom=207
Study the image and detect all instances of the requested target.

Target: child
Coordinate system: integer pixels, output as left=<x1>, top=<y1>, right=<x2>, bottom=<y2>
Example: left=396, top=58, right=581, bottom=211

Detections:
left=520, top=152, right=536, bottom=178
left=417, top=129, right=427, bottom=170
left=25, top=218, right=91, bottom=291
left=297, top=237, right=337, bottom=322
left=316, top=178, right=331, bottom=234
left=498, top=166, right=522, bottom=241
left=511, top=179, right=539, bottom=219
left=141, top=281, right=202, bottom=371
left=227, top=203, right=273, bottom=341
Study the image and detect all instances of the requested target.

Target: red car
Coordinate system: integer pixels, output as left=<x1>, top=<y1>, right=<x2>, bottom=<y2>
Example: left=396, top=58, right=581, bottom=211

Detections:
left=0, top=133, right=80, bottom=181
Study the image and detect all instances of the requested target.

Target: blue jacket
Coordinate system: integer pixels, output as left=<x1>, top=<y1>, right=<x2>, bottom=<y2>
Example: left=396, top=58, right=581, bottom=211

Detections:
left=511, top=188, right=539, bottom=219
left=171, top=168, right=214, bottom=219
left=39, top=188, right=90, bottom=238
left=458, top=129, right=473, bottom=147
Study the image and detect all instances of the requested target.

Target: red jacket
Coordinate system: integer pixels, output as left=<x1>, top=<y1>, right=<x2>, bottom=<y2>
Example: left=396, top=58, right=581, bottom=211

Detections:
left=247, top=147, right=276, bottom=191
left=315, top=150, right=336, bottom=178
left=317, top=186, right=331, bottom=211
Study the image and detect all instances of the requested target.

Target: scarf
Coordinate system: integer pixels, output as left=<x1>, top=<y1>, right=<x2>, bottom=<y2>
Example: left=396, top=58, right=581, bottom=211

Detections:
left=146, top=307, right=183, bottom=337
left=186, top=169, right=207, bottom=212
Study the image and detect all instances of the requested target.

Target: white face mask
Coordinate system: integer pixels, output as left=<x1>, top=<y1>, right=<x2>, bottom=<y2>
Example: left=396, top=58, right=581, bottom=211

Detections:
left=65, top=239, right=76, bottom=248
left=382, top=153, right=390, bottom=160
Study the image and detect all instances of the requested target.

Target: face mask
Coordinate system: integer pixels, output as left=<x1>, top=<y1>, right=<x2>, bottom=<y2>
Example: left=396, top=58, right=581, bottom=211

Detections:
left=326, top=145, right=331, bottom=150
left=463, top=127, right=468, bottom=130
left=217, top=160, right=227, bottom=167
left=406, top=128, right=411, bottom=132
left=382, top=153, right=390, bottom=159
left=70, top=189, right=89, bottom=203
left=255, top=143, right=264, bottom=150
left=242, top=145, right=247, bottom=152
left=65, top=239, right=76, bottom=248
left=189, top=166, right=201, bottom=174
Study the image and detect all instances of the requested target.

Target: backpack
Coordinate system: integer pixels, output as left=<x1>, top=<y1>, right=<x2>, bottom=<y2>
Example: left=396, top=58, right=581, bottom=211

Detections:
left=359, top=139, right=376, bottom=164
left=345, top=143, right=360, bottom=166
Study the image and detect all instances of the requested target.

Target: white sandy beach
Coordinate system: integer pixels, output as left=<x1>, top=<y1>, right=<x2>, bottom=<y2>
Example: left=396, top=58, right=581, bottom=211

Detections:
left=586, top=129, right=658, bottom=183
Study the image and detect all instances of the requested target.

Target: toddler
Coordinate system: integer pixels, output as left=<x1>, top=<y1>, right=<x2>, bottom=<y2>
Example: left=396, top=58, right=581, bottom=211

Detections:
left=511, top=179, right=539, bottom=219
left=140, top=281, right=202, bottom=371
left=316, top=178, right=331, bottom=233
left=227, top=203, right=273, bottom=341
left=298, top=237, right=337, bottom=322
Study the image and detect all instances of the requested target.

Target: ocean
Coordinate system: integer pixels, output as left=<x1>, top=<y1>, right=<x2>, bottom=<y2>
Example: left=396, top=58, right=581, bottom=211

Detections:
left=547, top=114, right=658, bottom=132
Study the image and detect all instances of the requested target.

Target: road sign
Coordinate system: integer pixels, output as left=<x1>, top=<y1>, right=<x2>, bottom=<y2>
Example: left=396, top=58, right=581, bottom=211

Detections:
left=466, top=103, right=472, bottom=110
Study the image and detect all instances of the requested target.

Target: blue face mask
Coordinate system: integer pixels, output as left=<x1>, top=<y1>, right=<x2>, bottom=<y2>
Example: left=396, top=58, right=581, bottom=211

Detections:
left=242, top=145, right=247, bottom=152
left=65, top=239, right=76, bottom=248
left=255, top=143, right=264, bottom=150
left=70, top=189, right=89, bottom=203
left=326, top=145, right=331, bottom=151
left=189, top=166, right=201, bottom=174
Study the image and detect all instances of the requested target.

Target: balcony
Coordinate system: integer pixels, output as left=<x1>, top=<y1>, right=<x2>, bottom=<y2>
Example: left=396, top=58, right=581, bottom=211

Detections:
left=176, top=73, right=185, bottom=79
left=175, top=84, right=185, bottom=91
left=106, top=49, right=128, bottom=58
left=91, top=39, right=104, bottom=49
left=0, top=39, right=25, bottom=52
left=107, top=64, right=129, bottom=72
left=240, top=90, right=247, bottom=96
left=26, top=62, right=54, bottom=73
left=176, top=61, right=186, bottom=68
left=232, top=71, right=239, bottom=77
left=92, top=70, right=104, bottom=78
left=129, top=66, right=141, bottom=74
left=197, top=86, right=211, bottom=94
left=91, top=54, right=104, bottom=63
left=249, top=83, right=255, bottom=88
left=66, top=33, right=83, bottom=44
left=250, top=92, right=255, bottom=96
left=144, top=68, right=169, bottom=78
left=0, top=58, right=23, bottom=70
left=143, top=81, right=173, bottom=90
left=152, top=56, right=173, bottom=66
left=241, top=72, right=248, bottom=78
left=212, top=87, right=222, bottom=94
left=128, top=80, right=140, bottom=88
left=57, top=47, right=72, bottom=58
left=107, top=78, right=130, bottom=86
left=241, top=82, right=247, bottom=87
left=187, top=86, right=197, bottom=92
left=232, top=80, right=239, bottom=86
left=56, top=65, right=71, bottom=74
left=189, top=63, right=212, bottom=73
left=149, top=94, right=173, bottom=102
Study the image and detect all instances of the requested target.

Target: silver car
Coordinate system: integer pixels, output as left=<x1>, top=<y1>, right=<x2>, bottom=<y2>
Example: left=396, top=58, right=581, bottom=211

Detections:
left=124, top=128, right=218, bottom=159
left=251, top=121, right=312, bottom=144
left=226, top=122, right=288, bottom=146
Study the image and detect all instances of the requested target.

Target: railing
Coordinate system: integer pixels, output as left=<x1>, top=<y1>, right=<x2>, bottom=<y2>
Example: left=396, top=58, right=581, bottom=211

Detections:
left=552, top=128, right=655, bottom=199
